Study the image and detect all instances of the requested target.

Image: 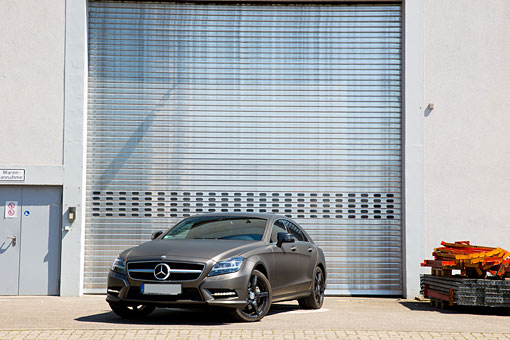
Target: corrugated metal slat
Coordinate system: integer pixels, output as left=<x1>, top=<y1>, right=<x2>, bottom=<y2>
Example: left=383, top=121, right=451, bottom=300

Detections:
left=86, top=1, right=402, bottom=295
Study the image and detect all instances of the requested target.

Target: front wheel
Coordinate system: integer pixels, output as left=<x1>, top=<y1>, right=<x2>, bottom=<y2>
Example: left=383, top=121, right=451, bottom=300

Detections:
left=298, top=266, right=325, bottom=309
left=230, top=270, right=272, bottom=322
left=109, top=302, right=155, bottom=319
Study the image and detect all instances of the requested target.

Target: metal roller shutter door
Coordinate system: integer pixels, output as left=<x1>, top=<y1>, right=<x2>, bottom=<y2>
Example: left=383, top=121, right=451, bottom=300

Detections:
left=86, top=1, right=402, bottom=295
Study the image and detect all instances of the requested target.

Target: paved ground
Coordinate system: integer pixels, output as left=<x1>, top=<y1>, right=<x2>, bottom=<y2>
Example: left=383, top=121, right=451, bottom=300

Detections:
left=0, top=296, right=510, bottom=339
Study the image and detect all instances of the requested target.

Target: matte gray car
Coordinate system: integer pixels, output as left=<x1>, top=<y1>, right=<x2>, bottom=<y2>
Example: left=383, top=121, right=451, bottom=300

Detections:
left=106, top=213, right=326, bottom=321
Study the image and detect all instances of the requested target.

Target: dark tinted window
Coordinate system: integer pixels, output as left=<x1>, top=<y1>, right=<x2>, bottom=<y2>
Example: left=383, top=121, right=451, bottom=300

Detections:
left=283, top=220, right=307, bottom=242
left=163, top=216, right=267, bottom=241
left=270, top=219, right=287, bottom=243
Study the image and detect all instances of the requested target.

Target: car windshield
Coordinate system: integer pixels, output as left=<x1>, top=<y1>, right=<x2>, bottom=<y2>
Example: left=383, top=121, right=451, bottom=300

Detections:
left=163, top=216, right=267, bottom=241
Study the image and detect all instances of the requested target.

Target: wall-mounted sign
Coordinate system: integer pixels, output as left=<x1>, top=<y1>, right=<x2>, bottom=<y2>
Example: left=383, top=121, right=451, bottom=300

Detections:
left=5, top=201, right=18, bottom=218
left=0, top=169, right=25, bottom=181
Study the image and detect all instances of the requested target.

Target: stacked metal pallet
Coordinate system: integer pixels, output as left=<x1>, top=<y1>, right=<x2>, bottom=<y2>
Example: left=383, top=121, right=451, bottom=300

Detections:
left=421, top=241, right=510, bottom=308
left=421, top=274, right=510, bottom=307
left=422, top=241, right=510, bottom=278
left=457, top=278, right=510, bottom=307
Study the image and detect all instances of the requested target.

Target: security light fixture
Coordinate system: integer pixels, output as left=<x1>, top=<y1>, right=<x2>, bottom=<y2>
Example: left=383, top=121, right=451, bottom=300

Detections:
left=68, top=207, right=76, bottom=222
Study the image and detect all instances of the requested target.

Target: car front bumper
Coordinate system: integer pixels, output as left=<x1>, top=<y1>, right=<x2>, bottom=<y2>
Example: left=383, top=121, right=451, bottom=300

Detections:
left=106, top=262, right=253, bottom=309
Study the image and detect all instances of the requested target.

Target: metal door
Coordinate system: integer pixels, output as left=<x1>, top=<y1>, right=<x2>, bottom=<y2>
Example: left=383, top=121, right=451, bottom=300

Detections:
left=269, top=219, right=300, bottom=296
left=292, top=241, right=316, bottom=293
left=0, top=187, right=22, bottom=295
left=86, top=1, right=402, bottom=295
left=271, top=243, right=300, bottom=297
left=18, top=187, right=62, bottom=295
left=0, top=186, right=61, bottom=295
left=281, top=219, right=316, bottom=292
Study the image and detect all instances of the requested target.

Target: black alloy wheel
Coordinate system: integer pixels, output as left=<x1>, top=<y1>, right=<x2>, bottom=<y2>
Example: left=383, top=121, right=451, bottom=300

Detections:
left=109, top=302, right=155, bottom=319
left=231, top=270, right=272, bottom=322
left=298, top=266, right=326, bottom=309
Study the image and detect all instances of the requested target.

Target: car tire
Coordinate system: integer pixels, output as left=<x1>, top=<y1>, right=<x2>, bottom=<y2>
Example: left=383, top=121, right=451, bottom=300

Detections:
left=230, top=270, right=272, bottom=322
left=108, top=302, right=156, bottom=319
left=298, top=266, right=325, bottom=309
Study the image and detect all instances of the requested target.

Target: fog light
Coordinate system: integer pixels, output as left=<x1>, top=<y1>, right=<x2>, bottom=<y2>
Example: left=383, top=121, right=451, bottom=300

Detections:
left=107, top=288, right=121, bottom=296
left=213, top=292, right=236, bottom=297
left=210, top=289, right=237, bottom=298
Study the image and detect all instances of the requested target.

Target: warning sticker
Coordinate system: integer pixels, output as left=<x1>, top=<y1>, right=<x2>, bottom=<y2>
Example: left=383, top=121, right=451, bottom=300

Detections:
left=5, top=201, right=18, bottom=218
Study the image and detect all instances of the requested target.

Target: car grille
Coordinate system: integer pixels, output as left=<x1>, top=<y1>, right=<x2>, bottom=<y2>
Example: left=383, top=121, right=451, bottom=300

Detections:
left=127, top=261, right=205, bottom=282
left=126, top=287, right=203, bottom=302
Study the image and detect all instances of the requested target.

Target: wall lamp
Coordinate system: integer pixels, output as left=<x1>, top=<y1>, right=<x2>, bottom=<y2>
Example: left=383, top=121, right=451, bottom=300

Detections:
left=68, top=207, right=76, bottom=223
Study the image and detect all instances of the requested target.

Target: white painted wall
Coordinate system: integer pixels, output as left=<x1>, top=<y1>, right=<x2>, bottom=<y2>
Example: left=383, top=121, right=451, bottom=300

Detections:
left=424, top=0, right=510, bottom=254
left=0, top=1, right=65, bottom=166
left=60, top=0, right=88, bottom=296
left=6, top=0, right=510, bottom=296
left=404, top=0, right=425, bottom=299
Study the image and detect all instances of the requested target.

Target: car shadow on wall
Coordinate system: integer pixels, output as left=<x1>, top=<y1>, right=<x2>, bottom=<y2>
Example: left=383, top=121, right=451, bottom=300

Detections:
left=75, top=303, right=300, bottom=325
left=400, top=301, right=510, bottom=316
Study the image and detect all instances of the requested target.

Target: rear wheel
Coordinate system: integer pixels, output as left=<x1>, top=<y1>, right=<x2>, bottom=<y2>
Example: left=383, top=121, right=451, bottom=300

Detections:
left=108, top=302, right=155, bottom=319
left=230, top=270, right=272, bottom=322
left=298, top=266, right=325, bottom=309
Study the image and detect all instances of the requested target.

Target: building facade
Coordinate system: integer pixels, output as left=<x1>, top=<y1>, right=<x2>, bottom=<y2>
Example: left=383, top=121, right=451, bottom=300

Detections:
left=0, top=0, right=508, bottom=298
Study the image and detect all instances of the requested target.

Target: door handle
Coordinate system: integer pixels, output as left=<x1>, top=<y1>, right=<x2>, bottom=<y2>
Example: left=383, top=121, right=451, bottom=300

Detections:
left=7, top=236, right=16, bottom=247
left=290, top=246, right=296, bottom=251
left=308, top=247, right=313, bottom=253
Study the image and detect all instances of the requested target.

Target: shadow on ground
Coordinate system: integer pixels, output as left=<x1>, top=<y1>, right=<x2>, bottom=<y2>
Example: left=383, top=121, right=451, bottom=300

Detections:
left=75, top=303, right=300, bottom=325
left=400, top=300, right=510, bottom=316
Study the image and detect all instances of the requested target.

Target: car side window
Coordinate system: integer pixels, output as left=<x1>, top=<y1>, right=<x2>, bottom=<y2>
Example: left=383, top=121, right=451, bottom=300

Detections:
left=283, top=220, right=307, bottom=242
left=270, top=219, right=287, bottom=243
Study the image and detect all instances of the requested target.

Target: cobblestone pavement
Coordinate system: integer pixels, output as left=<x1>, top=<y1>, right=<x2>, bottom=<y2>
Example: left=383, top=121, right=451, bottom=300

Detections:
left=1, top=329, right=510, bottom=340
left=2, top=296, right=510, bottom=339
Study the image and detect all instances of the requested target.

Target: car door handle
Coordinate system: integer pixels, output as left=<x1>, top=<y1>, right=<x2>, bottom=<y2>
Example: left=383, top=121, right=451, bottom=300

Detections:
left=308, top=247, right=313, bottom=253
left=290, top=246, right=296, bottom=252
left=7, top=236, right=16, bottom=247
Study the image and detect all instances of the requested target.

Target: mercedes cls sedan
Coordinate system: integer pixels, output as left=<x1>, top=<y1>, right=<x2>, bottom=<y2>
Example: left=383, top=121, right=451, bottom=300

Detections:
left=106, top=213, right=326, bottom=322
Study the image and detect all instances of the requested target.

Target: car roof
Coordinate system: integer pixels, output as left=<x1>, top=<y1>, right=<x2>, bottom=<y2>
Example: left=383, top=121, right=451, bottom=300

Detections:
left=185, top=212, right=288, bottom=220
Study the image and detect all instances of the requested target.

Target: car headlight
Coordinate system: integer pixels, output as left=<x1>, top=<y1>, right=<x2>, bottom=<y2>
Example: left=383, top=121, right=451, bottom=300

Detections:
left=110, top=256, right=126, bottom=274
left=208, top=256, right=245, bottom=277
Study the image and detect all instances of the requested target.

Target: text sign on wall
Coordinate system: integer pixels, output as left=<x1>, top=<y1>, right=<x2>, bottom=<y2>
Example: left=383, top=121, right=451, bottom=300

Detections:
left=5, top=201, right=18, bottom=218
left=0, top=169, right=25, bottom=181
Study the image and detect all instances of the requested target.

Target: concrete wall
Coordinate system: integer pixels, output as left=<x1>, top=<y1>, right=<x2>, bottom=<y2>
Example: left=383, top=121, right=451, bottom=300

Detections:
left=424, top=0, right=510, bottom=253
left=0, top=0, right=65, bottom=166
left=7, top=0, right=510, bottom=296
left=0, top=0, right=85, bottom=296
left=404, top=0, right=425, bottom=298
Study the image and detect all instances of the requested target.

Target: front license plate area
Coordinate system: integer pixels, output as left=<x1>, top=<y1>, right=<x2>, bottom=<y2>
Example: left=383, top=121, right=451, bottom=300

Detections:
left=141, top=284, right=182, bottom=295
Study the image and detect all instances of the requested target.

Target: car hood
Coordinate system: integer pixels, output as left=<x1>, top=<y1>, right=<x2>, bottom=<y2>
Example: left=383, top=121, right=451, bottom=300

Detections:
left=123, top=239, right=264, bottom=263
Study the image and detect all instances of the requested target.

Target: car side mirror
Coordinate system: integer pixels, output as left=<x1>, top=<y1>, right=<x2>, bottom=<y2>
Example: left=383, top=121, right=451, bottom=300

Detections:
left=151, top=230, right=163, bottom=240
left=277, top=232, right=295, bottom=248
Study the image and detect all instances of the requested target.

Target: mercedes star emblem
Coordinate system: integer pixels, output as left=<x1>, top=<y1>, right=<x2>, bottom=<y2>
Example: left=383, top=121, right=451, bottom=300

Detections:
left=154, top=263, right=171, bottom=280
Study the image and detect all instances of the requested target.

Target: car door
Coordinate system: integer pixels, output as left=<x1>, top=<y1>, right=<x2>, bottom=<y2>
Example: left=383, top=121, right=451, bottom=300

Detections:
left=268, top=219, right=299, bottom=297
left=283, top=219, right=316, bottom=294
